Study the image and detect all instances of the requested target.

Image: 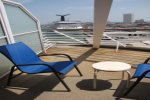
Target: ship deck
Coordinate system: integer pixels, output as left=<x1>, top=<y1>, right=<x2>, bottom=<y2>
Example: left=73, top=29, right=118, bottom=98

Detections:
left=0, top=46, right=150, bottom=100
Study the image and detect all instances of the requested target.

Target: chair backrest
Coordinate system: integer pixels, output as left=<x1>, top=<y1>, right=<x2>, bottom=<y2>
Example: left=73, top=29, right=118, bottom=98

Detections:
left=0, top=42, right=41, bottom=65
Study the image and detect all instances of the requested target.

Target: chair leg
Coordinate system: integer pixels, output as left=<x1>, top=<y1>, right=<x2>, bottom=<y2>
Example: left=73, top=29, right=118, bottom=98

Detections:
left=74, top=65, right=83, bottom=76
left=124, top=77, right=142, bottom=96
left=54, top=73, right=71, bottom=91
left=7, top=66, right=15, bottom=86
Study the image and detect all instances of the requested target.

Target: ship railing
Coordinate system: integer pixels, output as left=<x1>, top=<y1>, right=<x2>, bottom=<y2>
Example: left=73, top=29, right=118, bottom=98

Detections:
left=42, top=30, right=88, bottom=46
left=42, top=30, right=128, bottom=52
left=103, top=33, right=127, bottom=52
left=42, top=29, right=150, bottom=51
left=53, top=30, right=87, bottom=44
left=42, top=34, right=56, bottom=50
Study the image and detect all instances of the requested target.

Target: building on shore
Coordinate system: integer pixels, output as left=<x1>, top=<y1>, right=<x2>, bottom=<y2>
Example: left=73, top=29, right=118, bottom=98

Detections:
left=123, top=13, right=134, bottom=24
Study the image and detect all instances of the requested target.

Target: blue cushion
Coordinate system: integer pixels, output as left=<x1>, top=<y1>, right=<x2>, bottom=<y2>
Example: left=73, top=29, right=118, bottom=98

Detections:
left=19, top=61, right=77, bottom=74
left=133, top=64, right=150, bottom=78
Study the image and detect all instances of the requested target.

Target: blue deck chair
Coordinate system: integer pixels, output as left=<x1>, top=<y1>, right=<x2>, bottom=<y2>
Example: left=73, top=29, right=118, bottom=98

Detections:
left=124, top=57, right=150, bottom=96
left=0, top=42, right=82, bottom=91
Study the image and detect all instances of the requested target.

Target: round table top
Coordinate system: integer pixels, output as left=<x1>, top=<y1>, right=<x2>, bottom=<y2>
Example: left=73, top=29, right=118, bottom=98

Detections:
left=92, top=61, right=131, bottom=71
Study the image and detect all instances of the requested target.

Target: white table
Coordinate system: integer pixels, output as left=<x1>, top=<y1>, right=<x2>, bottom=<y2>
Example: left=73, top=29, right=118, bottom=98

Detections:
left=92, top=61, right=131, bottom=89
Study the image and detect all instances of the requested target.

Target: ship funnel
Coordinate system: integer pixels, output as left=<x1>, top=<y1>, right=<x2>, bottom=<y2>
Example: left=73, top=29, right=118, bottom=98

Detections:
left=56, top=14, right=70, bottom=21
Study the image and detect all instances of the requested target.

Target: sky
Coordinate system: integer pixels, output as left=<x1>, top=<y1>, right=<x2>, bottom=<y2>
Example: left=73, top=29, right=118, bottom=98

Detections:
left=13, top=0, right=150, bottom=24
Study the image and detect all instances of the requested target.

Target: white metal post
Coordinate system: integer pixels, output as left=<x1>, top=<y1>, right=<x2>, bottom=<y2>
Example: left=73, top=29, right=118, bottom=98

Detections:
left=0, top=0, right=15, bottom=43
left=37, top=20, right=46, bottom=53
left=93, top=0, right=113, bottom=48
left=116, top=41, right=119, bottom=52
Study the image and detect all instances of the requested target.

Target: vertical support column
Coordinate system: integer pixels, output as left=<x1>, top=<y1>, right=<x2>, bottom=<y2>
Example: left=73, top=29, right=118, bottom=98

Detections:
left=0, top=0, right=15, bottom=43
left=93, top=0, right=113, bottom=48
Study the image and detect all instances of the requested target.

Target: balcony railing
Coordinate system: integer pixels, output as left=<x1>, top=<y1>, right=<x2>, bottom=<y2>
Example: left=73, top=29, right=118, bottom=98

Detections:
left=42, top=30, right=150, bottom=51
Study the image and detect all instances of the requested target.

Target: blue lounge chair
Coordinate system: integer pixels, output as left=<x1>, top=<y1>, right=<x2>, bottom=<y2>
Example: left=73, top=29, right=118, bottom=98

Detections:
left=124, top=57, right=150, bottom=96
left=0, top=42, right=82, bottom=91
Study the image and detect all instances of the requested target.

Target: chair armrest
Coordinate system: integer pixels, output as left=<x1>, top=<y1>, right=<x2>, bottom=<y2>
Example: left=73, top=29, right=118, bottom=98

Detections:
left=144, top=57, right=150, bottom=63
left=15, top=63, right=56, bottom=72
left=38, top=53, right=73, bottom=61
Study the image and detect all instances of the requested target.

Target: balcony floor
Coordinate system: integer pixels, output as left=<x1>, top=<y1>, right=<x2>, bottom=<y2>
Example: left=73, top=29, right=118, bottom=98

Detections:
left=0, top=47, right=150, bottom=100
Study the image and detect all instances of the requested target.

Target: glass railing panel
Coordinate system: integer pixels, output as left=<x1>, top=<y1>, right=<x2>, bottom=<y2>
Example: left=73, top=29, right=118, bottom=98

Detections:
left=14, top=32, right=42, bottom=53
left=0, top=52, right=13, bottom=76
left=0, top=20, right=12, bottom=76
left=0, top=39, right=12, bottom=76
left=4, top=4, right=38, bottom=34
left=0, top=38, right=7, bottom=45
left=0, top=22, right=4, bottom=37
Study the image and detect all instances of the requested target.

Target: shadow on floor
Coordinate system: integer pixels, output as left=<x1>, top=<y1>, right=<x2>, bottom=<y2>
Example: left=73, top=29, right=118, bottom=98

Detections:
left=76, top=79, right=112, bottom=91
left=0, top=74, right=67, bottom=100
left=75, top=48, right=97, bottom=65
left=114, top=80, right=150, bottom=100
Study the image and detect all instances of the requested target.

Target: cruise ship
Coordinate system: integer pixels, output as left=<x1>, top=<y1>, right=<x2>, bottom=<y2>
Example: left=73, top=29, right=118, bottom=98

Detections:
left=54, top=21, right=83, bottom=30
left=51, top=14, right=83, bottom=30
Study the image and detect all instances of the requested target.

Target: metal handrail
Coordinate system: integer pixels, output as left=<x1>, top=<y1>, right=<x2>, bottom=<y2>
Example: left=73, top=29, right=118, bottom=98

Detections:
left=103, top=33, right=126, bottom=52
left=42, top=30, right=127, bottom=52
left=53, top=30, right=87, bottom=44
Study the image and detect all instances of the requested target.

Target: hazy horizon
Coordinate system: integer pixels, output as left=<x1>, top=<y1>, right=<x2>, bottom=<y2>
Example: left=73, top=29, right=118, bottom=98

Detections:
left=13, top=0, right=150, bottom=24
